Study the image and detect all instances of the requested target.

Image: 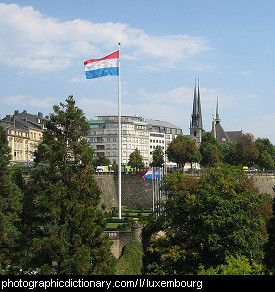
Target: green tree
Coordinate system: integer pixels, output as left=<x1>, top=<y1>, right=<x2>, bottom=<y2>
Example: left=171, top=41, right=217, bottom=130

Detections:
left=94, top=153, right=111, bottom=167
left=256, top=138, right=275, bottom=160
left=255, top=138, right=275, bottom=170
left=22, top=96, right=115, bottom=275
left=265, top=198, right=275, bottom=274
left=198, top=255, right=264, bottom=275
left=128, top=148, right=144, bottom=169
left=0, top=125, right=22, bottom=272
left=151, top=145, right=164, bottom=167
left=222, top=141, right=238, bottom=165
left=258, top=150, right=274, bottom=170
left=144, top=164, right=269, bottom=275
left=166, top=135, right=198, bottom=167
left=199, top=132, right=222, bottom=167
left=236, top=133, right=259, bottom=166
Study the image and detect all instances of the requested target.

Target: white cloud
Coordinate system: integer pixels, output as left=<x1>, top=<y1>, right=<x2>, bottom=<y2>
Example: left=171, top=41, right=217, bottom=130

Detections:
left=78, top=84, right=219, bottom=134
left=0, top=94, right=56, bottom=109
left=0, top=3, right=211, bottom=72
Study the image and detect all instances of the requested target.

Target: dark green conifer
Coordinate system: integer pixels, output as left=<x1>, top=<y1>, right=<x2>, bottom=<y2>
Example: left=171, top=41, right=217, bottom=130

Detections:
left=0, top=125, right=22, bottom=271
left=24, top=96, right=115, bottom=274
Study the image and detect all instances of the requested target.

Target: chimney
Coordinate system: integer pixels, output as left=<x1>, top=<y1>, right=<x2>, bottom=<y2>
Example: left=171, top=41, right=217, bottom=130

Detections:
left=38, top=112, right=43, bottom=118
left=5, top=115, right=11, bottom=122
left=14, top=110, right=19, bottom=115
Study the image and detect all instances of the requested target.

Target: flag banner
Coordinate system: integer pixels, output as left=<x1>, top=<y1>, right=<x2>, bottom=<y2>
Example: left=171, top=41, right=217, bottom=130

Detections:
left=84, top=50, right=119, bottom=79
left=143, top=168, right=166, bottom=180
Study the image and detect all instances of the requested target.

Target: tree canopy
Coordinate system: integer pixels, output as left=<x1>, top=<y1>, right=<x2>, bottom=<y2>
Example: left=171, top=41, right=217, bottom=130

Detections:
left=143, top=164, right=271, bottom=275
left=199, top=132, right=222, bottom=167
left=166, top=135, right=199, bottom=167
left=151, top=145, right=164, bottom=167
left=22, top=96, right=115, bottom=275
left=128, top=148, right=144, bottom=169
left=0, top=125, right=22, bottom=272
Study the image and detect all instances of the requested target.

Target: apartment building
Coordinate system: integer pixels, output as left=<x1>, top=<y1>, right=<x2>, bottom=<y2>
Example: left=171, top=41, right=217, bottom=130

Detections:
left=88, top=115, right=150, bottom=166
left=87, top=115, right=182, bottom=167
left=146, top=119, right=183, bottom=167
left=1, top=110, right=48, bottom=164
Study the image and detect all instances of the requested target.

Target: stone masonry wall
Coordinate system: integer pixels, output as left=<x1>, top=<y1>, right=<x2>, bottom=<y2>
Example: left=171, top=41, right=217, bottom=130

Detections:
left=95, top=173, right=153, bottom=211
left=95, top=174, right=275, bottom=212
left=106, top=221, right=142, bottom=259
left=115, top=174, right=153, bottom=210
left=94, top=174, right=118, bottom=210
left=250, top=175, right=275, bottom=198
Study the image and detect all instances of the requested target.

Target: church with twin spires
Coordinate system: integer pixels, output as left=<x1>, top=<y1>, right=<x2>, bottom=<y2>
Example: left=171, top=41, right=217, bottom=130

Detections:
left=189, top=79, right=242, bottom=145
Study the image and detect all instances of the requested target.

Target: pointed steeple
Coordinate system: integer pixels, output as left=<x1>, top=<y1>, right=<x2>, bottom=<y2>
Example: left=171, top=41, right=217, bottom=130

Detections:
left=190, top=78, right=204, bottom=145
left=215, top=96, right=221, bottom=123
left=191, top=79, right=198, bottom=125
left=191, top=78, right=203, bottom=129
left=197, top=78, right=203, bottom=129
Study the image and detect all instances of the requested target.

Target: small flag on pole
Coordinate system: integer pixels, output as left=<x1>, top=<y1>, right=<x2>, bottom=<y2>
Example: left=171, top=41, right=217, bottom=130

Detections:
left=142, top=168, right=166, bottom=180
left=84, top=50, right=119, bottom=79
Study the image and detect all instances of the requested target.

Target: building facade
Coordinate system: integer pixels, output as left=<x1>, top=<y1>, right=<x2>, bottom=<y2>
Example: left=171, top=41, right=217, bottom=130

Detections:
left=1, top=110, right=48, bottom=164
left=87, top=115, right=182, bottom=167
left=146, top=119, right=182, bottom=166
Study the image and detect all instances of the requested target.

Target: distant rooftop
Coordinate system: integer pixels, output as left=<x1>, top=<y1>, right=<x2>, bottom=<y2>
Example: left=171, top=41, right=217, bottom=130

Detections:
left=145, top=118, right=181, bottom=130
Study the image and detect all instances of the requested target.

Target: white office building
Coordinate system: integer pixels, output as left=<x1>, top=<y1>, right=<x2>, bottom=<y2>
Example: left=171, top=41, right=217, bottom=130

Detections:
left=87, top=115, right=182, bottom=168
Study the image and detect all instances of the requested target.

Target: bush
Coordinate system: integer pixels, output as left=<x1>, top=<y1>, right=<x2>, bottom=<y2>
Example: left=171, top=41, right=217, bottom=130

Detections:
left=115, top=242, right=143, bottom=275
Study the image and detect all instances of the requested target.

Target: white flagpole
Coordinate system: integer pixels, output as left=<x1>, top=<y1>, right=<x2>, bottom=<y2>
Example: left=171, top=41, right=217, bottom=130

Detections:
left=118, top=42, right=122, bottom=219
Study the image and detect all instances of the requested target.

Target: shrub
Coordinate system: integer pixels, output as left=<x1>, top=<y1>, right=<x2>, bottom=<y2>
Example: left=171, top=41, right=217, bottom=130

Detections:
left=115, top=242, right=143, bottom=275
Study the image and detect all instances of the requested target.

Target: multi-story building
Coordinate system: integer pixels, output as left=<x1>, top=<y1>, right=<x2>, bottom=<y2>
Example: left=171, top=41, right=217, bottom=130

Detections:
left=88, top=115, right=150, bottom=166
left=87, top=115, right=182, bottom=167
left=1, top=110, right=48, bottom=164
left=146, top=119, right=183, bottom=167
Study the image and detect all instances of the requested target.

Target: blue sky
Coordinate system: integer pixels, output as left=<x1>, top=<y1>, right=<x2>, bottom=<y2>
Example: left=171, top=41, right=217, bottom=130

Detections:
left=0, top=0, right=275, bottom=143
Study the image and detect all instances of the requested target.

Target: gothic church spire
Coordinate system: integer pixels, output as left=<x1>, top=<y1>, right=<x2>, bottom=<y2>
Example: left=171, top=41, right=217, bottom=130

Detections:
left=191, top=78, right=203, bottom=129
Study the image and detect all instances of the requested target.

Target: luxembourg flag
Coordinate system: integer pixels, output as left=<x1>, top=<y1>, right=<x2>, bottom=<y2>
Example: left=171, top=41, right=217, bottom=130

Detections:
left=143, top=168, right=153, bottom=180
left=142, top=168, right=166, bottom=180
left=84, top=50, right=119, bottom=79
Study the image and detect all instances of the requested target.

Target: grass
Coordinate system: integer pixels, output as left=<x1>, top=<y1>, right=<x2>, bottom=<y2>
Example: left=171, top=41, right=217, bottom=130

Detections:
left=105, top=209, right=152, bottom=231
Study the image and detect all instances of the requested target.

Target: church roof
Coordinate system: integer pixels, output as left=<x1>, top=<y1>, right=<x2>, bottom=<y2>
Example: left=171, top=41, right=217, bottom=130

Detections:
left=211, top=122, right=242, bottom=145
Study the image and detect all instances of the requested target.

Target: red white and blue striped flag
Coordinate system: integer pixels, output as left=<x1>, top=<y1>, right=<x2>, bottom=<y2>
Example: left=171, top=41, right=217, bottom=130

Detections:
left=142, top=168, right=166, bottom=180
left=84, top=50, right=119, bottom=79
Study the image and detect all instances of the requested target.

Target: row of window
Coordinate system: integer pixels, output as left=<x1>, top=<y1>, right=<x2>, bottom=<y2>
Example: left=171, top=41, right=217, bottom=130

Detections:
left=150, top=139, right=165, bottom=144
left=103, top=151, right=150, bottom=158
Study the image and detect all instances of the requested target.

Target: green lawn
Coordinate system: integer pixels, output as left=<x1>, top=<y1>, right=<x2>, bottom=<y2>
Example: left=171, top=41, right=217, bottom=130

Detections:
left=105, top=210, right=152, bottom=231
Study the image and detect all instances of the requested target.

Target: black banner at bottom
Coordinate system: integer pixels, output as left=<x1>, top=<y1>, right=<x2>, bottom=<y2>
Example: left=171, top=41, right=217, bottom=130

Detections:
left=0, top=275, right=273, bottom=291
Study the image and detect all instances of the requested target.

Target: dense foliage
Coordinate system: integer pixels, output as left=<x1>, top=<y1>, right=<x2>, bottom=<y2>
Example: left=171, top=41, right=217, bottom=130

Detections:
left=166, top=135, right=199, bottom=167
left=167, top=131, right=275, bottom=170
left=20, top=96, right=115, bottom=274
left=0, top=126, right=22, bottom=272
left=143, top=164, right=272, bottom=275
left=128, top=148, right=144, bottom=169
left=151, top=145, right=164, bottom=167
left=115, top=242, right=144, bottom=275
